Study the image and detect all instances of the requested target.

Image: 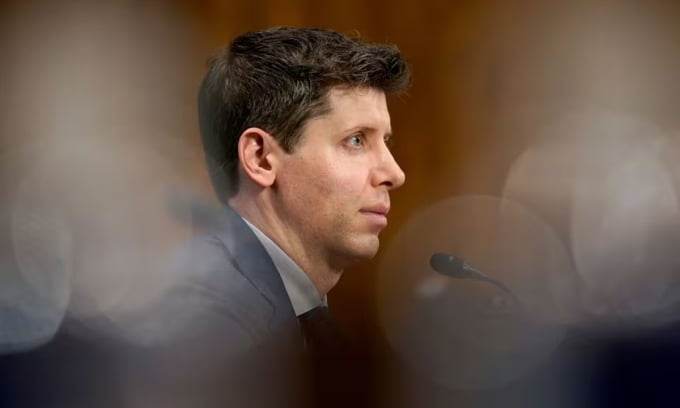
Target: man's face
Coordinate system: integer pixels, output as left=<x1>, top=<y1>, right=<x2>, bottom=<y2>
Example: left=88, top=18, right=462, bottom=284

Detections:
left=273, top=87, right=406, bottom=269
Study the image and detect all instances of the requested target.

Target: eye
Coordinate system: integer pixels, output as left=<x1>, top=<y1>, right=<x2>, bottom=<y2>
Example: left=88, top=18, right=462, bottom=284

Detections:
left=345, top=133, right=365, bottom=148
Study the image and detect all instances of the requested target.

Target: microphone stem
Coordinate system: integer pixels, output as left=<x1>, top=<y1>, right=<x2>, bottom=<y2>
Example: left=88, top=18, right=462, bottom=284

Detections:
left=479, top=276, right=522, bottom=310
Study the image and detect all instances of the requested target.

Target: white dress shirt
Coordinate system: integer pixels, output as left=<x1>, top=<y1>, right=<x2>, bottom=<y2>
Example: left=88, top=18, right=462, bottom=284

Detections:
left=241, top=217, right=326, bottom=316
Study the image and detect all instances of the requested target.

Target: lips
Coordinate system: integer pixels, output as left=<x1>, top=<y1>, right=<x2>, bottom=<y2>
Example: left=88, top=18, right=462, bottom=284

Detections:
left=360, top=204, right=390, bottom=227
left=361, top=204, right=390, bottom=216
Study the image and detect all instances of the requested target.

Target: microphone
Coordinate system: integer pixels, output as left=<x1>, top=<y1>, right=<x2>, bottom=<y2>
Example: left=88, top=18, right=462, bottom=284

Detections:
left=429, top=253, right=521, bottom=309
left=430, top=253, right=493, bottom=280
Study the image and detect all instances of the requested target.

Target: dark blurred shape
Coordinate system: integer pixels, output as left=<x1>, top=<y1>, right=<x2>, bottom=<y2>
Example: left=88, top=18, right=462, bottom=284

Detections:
left=0, top=318, right=129, bottom=408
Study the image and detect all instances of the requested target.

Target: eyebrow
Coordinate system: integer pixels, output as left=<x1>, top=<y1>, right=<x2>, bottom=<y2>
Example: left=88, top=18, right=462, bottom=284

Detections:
left=345, top=125, right=393, bottom=139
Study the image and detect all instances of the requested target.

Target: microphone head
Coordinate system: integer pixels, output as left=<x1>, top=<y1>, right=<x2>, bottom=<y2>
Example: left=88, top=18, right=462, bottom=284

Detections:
left=430, top=252, right=476, bottom=279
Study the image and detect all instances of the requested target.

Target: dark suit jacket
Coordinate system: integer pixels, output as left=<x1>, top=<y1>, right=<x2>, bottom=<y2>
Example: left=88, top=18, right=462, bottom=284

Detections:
left=0, top=205, right=309, bottom=408
left=122, top=204, right=309, bottom=407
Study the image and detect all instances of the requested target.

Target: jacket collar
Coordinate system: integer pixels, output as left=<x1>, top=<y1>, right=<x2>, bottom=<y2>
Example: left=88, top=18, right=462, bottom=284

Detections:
left=205, top=204, right=297, bottom=327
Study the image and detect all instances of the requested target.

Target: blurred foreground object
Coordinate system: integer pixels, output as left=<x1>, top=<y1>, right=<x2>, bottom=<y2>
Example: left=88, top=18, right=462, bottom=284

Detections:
left=377, top=195, right=575, bottom=391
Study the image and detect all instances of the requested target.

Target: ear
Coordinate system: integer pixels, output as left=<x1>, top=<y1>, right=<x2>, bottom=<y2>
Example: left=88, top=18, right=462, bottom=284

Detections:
left=237, top=127, right=282, bottom=188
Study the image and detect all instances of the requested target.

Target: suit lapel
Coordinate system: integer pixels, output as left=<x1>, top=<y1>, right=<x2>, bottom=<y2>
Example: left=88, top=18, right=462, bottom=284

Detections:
left=207, top=205, right=297, bottom=328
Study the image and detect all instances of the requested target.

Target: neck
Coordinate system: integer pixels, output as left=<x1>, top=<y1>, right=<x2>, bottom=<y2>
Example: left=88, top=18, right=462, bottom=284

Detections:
left=228, top=192, right=343, bottom=296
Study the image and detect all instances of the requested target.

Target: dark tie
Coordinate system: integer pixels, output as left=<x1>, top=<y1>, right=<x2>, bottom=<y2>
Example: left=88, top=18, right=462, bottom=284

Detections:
left=298, top=306, right=358, bottom=406
left=298, top=306, right=349, bottom=359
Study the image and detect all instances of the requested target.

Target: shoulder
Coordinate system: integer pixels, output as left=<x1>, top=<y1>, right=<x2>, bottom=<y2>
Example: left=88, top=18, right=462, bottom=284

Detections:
left=171, top=234, right=247, bottom=291
left=137, top=234, right=274, bottom=349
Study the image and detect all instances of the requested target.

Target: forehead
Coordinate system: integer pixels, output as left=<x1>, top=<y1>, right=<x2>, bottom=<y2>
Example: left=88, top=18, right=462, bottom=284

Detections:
left=318, top=86, right=391, bottom=131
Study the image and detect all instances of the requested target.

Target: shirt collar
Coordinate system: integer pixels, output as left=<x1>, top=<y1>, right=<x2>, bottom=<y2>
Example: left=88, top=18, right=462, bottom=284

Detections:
left=241, top=217, right=326, bottom=316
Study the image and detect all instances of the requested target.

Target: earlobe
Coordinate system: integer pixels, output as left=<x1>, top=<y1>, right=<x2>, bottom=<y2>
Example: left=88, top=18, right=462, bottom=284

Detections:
left=237, top=127, right=279, bottom=188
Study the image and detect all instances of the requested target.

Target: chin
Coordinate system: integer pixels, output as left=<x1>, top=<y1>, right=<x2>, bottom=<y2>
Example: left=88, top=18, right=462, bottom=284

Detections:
left=344, top=236, right=380, bottom=262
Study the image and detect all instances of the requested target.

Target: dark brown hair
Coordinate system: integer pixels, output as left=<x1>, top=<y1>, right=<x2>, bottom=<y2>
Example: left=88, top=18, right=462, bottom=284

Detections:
left=198, top=27, right=411, bottom=201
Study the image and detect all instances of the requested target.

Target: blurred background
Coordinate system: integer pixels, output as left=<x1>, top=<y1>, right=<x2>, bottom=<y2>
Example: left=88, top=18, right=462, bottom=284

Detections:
left=2, top=0, right=680, bottom=406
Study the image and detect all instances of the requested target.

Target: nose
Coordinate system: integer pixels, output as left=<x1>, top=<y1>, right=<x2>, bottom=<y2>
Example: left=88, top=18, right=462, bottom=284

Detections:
left=374, top=146, right=406, bottom=190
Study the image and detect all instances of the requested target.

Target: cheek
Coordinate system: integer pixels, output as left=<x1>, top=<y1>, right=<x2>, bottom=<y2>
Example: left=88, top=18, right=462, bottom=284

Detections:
left=318, top=163, right=367, bottom=204
left=280, top=161, right=334, bottom=214
left=283, top=155, right=369, bottom=216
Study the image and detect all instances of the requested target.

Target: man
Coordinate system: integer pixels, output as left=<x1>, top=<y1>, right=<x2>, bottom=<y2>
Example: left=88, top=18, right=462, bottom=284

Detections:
left=129, top=27, right=410, bottom=407
left=201, top=25, right=408, bottom=310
